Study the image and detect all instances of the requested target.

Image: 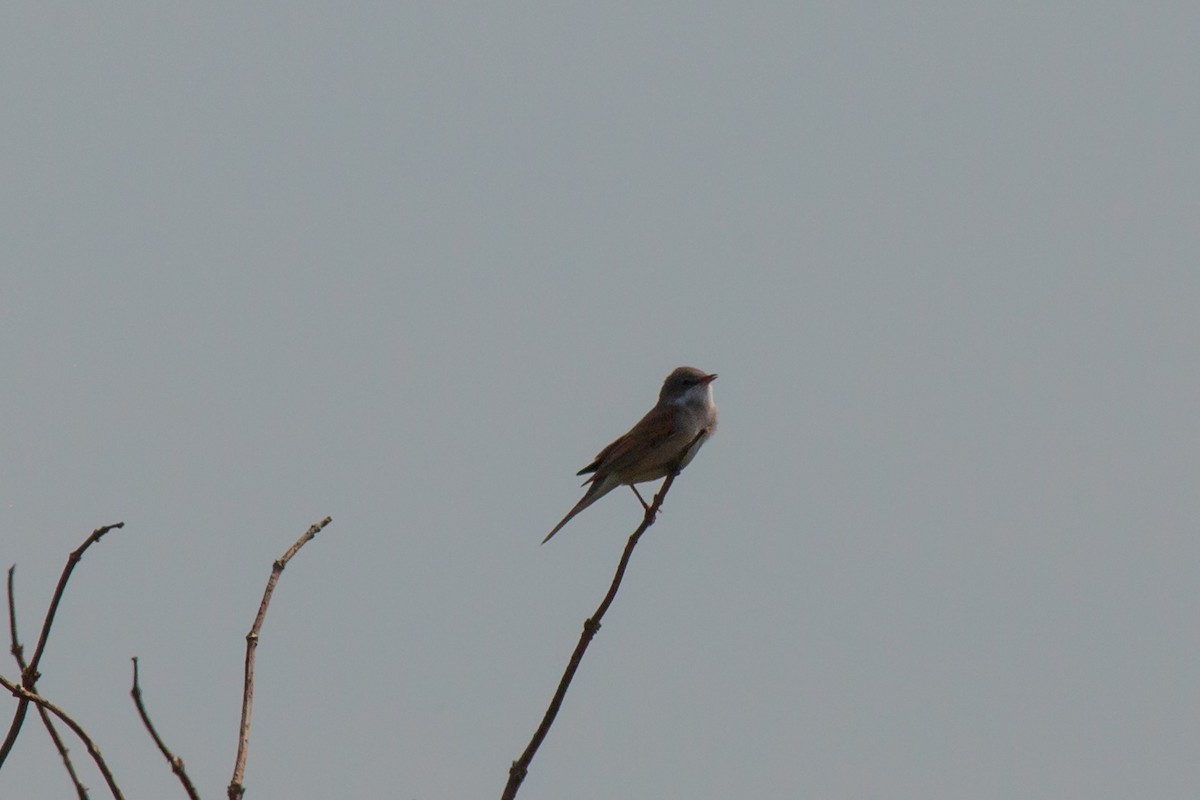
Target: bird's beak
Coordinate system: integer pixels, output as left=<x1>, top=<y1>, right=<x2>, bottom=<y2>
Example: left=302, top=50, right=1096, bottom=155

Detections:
left=700, top=373, right=718, bottom=385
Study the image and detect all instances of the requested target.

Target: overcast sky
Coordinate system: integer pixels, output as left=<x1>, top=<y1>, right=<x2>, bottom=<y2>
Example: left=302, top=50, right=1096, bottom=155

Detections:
left=3, top=4, right=1198, bottom=799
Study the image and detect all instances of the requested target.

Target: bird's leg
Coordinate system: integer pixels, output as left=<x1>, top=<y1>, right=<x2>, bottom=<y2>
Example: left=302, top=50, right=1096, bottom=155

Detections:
left=629, top=485, right=651, bottom=511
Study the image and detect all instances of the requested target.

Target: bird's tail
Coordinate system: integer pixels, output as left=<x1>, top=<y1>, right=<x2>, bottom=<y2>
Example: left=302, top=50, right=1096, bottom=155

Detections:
left=542, top=476, right=619, bottom=543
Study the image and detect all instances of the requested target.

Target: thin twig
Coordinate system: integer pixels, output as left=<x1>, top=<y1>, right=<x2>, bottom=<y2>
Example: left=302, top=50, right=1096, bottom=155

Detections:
left=0, top=522, right=124, bottom=768
left=0, top=673, right=124, bottom=800
left=29, top=523, right=125, bottom=682
left=7, top=566, right=89, bottom=799
left=130, top=657, right=200, bottom=800
left=501, top=430, right=707, bottom=800
left=34, top=704, right=90, bottom=799
left=7, top=566, right=24, bottom=669
left=228, top=516, right=333, bottom=800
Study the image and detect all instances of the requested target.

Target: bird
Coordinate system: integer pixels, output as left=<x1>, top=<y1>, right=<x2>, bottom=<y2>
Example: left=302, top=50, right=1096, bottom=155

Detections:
left=543, top=366, right=718, bottom=543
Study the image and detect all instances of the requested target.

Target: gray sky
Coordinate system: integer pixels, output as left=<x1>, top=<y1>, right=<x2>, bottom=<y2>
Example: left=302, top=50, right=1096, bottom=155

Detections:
left=3, top=4, right=1198, bottom=799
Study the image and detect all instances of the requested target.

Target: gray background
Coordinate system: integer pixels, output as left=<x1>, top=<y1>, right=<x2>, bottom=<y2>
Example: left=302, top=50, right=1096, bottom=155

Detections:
left=3, top=4, right=1198, bottom=799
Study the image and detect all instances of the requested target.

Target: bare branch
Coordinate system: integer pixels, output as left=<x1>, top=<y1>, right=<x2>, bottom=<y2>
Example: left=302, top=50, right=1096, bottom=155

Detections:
left=0, top=673, right=124, bottom=800
left=29, top=523, right=125, bottom=682
left=7, top=566, right=89, bottom=798
left=0, top=522, right=124, bottom=768
left=501, top=430, right=708, bottom=800
left=228, top=516, right=333, bottom=800
left=33, top=705, right=90, bottom=799
left=7, top=566, right=23, bottom=670
left=130, top=657, right=200, bottom=800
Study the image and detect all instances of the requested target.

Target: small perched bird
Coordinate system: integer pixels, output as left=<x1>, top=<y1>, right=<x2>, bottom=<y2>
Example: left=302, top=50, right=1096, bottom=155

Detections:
left=543, top=366, right=718, bottom=543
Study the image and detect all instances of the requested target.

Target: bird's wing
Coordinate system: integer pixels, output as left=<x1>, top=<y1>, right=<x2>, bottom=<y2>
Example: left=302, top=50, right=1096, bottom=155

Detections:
left=575, top=405, right=680, bottom=481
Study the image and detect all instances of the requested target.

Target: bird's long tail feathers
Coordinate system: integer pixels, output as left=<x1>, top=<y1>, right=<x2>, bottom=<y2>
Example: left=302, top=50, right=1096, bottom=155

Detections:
left=542, top=476, right=619, bottom=543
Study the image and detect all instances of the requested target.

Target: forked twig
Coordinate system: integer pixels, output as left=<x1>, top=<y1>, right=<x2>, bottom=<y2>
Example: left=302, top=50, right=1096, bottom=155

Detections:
left=130, top=657, right=200, bottom=800
left=8, top=566, right=88, bottom=798
left=0, top=673, right=124, bottom=800
left=0, top=522, right=124, bottom=768
left=228, top=516, right=333, bottom=800
left=501, top=430, right=707, bottom=800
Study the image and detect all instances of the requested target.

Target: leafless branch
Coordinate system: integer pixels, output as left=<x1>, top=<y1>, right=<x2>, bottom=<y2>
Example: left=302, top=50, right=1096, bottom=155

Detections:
left=227, top=516, right=333, bottom=800
left=7, top=566, right=89, bottom=798
left=7, top=566, right=24, bottom=670
left=130, top=657, right=200, bottom=800
left=501, top=430, right=707, bottom=800
left=0, top=673, right=124, bottom=800
left=0, top=522, right=124, bottom=768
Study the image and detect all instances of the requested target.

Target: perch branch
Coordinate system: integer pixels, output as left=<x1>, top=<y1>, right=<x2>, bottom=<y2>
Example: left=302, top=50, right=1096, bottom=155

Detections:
left=501, top=430, right=707, bottom=800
